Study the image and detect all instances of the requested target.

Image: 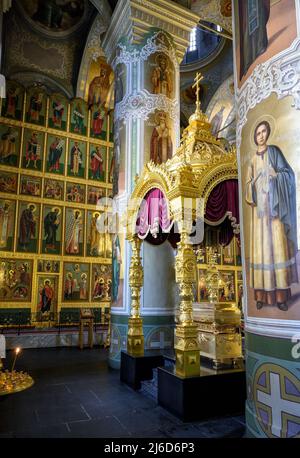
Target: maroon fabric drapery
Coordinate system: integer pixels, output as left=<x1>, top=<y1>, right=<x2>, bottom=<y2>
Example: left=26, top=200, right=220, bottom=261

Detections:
left=135, top=188, right=173, bottom=241
left=205, top=179, right=240, bottom=246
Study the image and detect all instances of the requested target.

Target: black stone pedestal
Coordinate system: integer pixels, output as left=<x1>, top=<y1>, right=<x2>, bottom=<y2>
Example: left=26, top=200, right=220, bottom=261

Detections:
left=158, top=361, right=246, bottom=421
left=120, top=350, right=164, bottom=390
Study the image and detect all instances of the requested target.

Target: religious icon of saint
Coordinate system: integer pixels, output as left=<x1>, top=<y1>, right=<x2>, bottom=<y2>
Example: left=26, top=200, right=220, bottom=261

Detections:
left=88, top=63, right=111, bottom=108
left=151, top=53, right=173, bottom=98
left=52, top=99, right=64, bottom=128
left=79, top=273, right=88, bottom=300
left=65, top=209, right=82, bottom=255
left=72, top=102, right=85, bottom=133
left=39, top=279, right=54, bottom=314
left=25, top=131, right=41, bottom=169
left=90, top=146, right=104, bottom=180
left=43, top=207, right=61, bottom=253
left=18, top=204, right=37, bottom=251
left=210, top=106, right=226, bottom=138
left=5, top=87, right=19, bottom=118
left=93, top=274, right=105, bottom=299
left=70, top=141, right=83, bottom=176
left=48, top=137, right=64, bottom=172
left=0, top=127, right=19, bottom=166
left=245, top=120, right=298, bottom=311
left=150, top=112, right=173, bottom=164
left=89, top=212, right=105, bottom=256
left=0, top=201, right=11, bottom=249
left=64, top=272, right=77, bottom=300
left=91, top=105, right=106, bottom=137
left=28, top=92, right=44, bottom=123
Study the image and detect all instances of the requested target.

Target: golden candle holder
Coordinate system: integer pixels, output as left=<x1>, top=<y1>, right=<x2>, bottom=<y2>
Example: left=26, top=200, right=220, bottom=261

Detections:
left=0, top=348, right=34, bottom=396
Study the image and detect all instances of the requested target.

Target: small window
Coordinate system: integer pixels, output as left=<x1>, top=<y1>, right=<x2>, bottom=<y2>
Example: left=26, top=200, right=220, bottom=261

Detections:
left=189, top=27, right=197, bottom=52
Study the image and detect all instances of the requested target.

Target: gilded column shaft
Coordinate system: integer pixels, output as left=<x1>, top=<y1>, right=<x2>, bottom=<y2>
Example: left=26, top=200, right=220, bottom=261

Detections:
left=174, top=231, right=200, bottom=377
left=127, top=236, right=144, bottom=356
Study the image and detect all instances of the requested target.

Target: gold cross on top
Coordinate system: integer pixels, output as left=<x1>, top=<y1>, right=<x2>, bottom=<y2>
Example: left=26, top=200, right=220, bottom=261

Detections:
left=192, top=72, right=204, bottom=111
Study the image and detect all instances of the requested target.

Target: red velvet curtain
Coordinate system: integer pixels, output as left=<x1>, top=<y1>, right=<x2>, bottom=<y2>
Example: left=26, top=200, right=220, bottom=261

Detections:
left=205, top=179, right=240, bottom=246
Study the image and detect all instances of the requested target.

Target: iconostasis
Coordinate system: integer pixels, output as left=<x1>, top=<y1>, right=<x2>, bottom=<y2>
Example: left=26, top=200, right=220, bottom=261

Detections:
left=194, top=227, right=243, bottom=313
left=0, top=80, right=114, bottom=325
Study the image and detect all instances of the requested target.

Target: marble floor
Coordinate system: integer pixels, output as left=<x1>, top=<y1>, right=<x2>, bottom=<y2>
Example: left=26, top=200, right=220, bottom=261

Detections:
left=0, top=348, right=246, bottom=438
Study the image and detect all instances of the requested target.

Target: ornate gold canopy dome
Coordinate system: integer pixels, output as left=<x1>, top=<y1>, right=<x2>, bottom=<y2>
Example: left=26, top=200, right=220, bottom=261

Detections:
left=167, top=73, right=233, bottom=173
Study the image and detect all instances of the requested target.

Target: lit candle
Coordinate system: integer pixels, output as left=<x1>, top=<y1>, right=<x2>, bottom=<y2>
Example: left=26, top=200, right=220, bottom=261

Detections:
left=11, top=347, right=21, bottom=372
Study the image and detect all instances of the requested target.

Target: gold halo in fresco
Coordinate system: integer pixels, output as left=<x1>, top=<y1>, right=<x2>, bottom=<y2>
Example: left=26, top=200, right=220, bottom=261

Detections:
left=250, top=114, right=277, bottom=150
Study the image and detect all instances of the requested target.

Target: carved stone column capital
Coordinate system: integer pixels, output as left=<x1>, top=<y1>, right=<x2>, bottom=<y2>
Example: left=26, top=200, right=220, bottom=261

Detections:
left=102, top=0, right=199, bottom=63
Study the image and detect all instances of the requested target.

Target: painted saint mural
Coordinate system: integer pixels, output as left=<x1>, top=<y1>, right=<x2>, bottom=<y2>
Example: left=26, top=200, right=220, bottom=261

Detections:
left=245, top=120, right=297, bottom=312
left=66, top=182, right=85, bottom=204
left=49, top=94, right=68, bottom=130
left=0, top=125, right=21, bottom=167
left=0, top=172, right=17, bottom=194
left=20, top=175, right=42, bottom=197
left=2, top=81, right=24, bottom=120
left=46, top=135, right=65, bottom=174
left=88, top=62, right=112, bottom=108
left=26, top=88, right=46, bottom=125
left=90, top=104, right=107, bottom=140
left=0, top=200, right=15, bottom=252
left=17, top=202, right=40, bottom=253
left=150, top=112, right=173, bottom=164
left=42, top=205, right=62, bottom=254
left=92, top=264, right=112, bottom=301
left=44, top=178, right=64, bottom=200
left=151, top=53, right=173, bottom=98
left=67, top=140, right=86, bottom=178
left=22, top=129, right=44, bottom=171
left=0, top=259, right=32, bottom=301
left=87, top=211, right=105, bottom=257
left=70, top=99, right=87, bottom=136
left=89, top=144, right=106, bottom=181
left=37, top=276, right=58, bottom=315
left=241, top=94, right=300, bottom=320
left=63, top=263, right=89, bottom=301
left=65, top=208, right=83, bottom=256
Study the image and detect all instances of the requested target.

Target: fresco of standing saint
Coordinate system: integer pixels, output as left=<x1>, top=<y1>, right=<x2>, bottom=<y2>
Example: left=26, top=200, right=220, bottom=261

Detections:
left=46, top=135, right=65, bottom=174
left=1, top=81, right=24, bottom=120
left=89, top=144, right=106, bottom=182
left=67, top=140, right=86, bottom=178
left=37, top=277, right=57, bottom=315
left=150, top=112, right=173, bottom=164
left=245, top=120, right=298, bottom=312
left=65, top=208, right=83, bottom=256
left=151, top=53, right=173, bottom=98
left=0, top=125, right=21, bottom=167
left=42, top=206, right=62, bottom=254
left=26, top=88, right=46, bottom=125
left=22, top=129, right=44, bottom=171
left=0, top=200, right=15, bottom=252
left=70, top=99, right=88, bottom=136
left=17, top=202, right=39, bottom=253
left=87, top=211, right=105, bottom=257
left=48, top=94, right=68, bottom=131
